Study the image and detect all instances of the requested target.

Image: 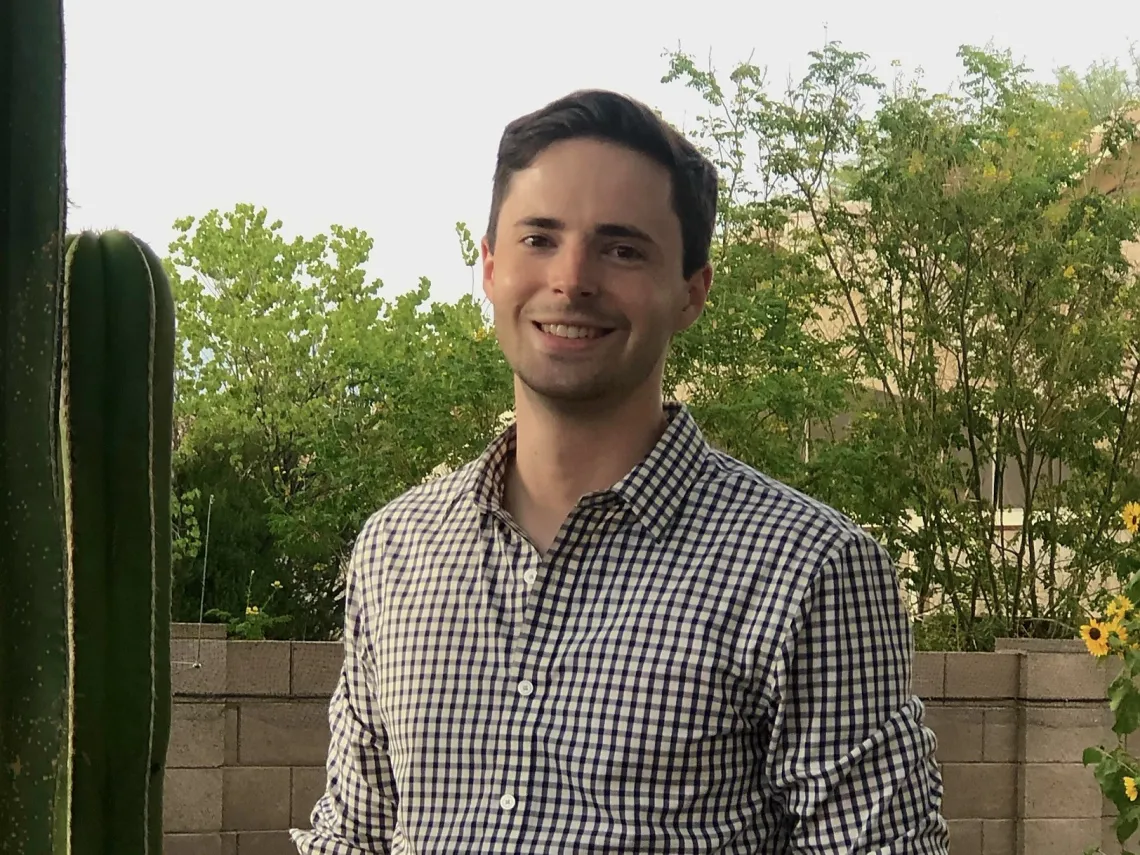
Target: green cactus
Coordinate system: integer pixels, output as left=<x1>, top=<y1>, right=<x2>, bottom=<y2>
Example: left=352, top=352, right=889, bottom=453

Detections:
left=4, top=229, right=177, bottom=855
left=0, top=0, right=70, bottom=851
left=59, top=230, right=175, bottom=854
left=4, top=2, right=175, bottom=850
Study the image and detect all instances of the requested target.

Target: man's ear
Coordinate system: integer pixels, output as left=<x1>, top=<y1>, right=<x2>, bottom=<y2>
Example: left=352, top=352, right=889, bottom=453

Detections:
left=480, top=236, right=495, bottom=302
left=675, top=262, right=714, bottom=333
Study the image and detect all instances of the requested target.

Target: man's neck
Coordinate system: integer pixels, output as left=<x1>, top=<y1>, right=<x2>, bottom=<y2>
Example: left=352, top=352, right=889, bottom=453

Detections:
left=503, top=381, right=668, bottom=552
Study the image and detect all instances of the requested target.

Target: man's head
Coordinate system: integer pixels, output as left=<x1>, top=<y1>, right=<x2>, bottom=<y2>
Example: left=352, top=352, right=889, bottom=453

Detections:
left=480, top=89, right=718, bottom=412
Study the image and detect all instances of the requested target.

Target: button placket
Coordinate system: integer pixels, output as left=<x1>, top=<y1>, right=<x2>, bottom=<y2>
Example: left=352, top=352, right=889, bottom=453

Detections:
left=488, top=522, right=532, bottom=828
left=494, top=532, right=548, bottom=830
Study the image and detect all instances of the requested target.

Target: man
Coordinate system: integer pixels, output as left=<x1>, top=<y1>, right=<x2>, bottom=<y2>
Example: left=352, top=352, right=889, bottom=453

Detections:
left=291, top=89, right=949, bottom=854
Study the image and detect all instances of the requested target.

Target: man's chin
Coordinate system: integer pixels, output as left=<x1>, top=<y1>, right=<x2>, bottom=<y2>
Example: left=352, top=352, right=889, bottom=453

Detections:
left=515, top=371, right=615, bottom=407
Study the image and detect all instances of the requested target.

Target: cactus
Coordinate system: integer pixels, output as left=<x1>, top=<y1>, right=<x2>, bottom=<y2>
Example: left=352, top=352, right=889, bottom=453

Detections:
left=4, top=0, right=176, bottom=848
left=59, top=230, right=176, bottom=854
left=3, top=226, right=177, bottom=855
left=0, top=0, right=71, bottom=851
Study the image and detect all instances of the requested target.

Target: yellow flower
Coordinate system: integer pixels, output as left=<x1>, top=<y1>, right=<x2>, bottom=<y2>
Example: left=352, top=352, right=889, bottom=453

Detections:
left=1108, top=619, right=1129, bottom=644
left=1127, top=776, right=1138, bottom=802
left=1124, top=502, right=1140, bottom=534
left=271, top=580, right=283, bottom=590
left=1063, top=265, right=1076, bottom=279
left=245, top=605, right=260, bottom=616
left=1108, top=595, right=1134, bottom=622
left=1082, top=619, right=1110, bottom=657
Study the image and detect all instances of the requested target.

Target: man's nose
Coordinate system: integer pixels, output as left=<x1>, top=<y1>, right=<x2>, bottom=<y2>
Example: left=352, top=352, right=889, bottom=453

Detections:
left=548, top=242, right=598, bottom=298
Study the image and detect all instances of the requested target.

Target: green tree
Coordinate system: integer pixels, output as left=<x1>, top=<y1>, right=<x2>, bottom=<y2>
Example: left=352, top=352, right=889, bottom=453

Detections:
left=662, top=44, right=1140, bottom=650
left=167, top=203, right=511, bottom=639
left=659, top=51, right=857, bottom=485
left=1052, top=45, right=1139, bottom=128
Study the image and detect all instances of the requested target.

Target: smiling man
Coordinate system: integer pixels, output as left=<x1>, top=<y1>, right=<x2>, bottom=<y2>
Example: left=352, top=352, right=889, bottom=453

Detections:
left=291, top=90, right=950, bottom=854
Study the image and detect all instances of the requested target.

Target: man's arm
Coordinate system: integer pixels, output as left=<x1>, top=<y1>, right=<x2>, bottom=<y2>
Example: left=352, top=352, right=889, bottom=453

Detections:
left=764, top=529, right=950, bottom=854
left=290, top=524, right=399, bottom=855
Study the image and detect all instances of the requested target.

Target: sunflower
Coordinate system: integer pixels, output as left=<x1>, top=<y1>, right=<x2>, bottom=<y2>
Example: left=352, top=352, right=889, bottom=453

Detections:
left=1108, top=619, right=1130, bottom=645
left=1082, top=619, right=1111, bottom=657
left=1123, top=502, right=1140, bottom=534
left=1126, top=776, right=1138, bottom=802
left=1108, top=595, right=1135, bottom=622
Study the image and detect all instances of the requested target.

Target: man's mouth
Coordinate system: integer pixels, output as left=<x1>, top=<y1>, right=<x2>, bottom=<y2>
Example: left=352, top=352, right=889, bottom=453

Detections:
left=535, top=322, right=613, bottom=340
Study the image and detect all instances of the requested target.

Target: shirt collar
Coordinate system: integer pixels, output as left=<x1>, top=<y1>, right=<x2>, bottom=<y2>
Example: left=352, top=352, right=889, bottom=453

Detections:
left=466, top=402, right=709, bottom=542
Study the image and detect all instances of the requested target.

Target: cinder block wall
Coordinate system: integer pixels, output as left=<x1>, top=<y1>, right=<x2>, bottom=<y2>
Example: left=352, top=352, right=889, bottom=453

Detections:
left=164, top=623, right=343, bottom=855
left=161, top=626, right=1123, bottom=855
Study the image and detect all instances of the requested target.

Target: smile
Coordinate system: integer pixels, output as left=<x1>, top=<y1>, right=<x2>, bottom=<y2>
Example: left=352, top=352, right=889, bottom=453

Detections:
left=535, top=322, right=613, bottom=340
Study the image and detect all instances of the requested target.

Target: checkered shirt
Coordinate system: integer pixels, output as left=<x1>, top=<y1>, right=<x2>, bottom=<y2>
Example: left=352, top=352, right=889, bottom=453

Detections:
left=290, top=403, right=949, bottom=854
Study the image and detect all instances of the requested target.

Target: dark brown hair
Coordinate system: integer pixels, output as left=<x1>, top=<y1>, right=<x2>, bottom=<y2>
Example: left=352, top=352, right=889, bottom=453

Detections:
left=485, top=89, right=719, bottom=279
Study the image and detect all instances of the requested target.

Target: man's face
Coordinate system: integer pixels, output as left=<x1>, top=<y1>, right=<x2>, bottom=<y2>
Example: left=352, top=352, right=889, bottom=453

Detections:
left=481, top=137, right=711, bottom=409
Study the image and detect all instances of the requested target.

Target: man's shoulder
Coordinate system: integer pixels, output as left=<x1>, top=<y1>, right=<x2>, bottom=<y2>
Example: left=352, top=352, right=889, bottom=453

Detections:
left=355, top=458, right=482, bottom=543
left=698, top=444, right=876, bottom=556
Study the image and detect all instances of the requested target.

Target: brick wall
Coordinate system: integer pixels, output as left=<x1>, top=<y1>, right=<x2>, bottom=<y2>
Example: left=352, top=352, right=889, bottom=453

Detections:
left=162, top=625, right=1125, bottom=855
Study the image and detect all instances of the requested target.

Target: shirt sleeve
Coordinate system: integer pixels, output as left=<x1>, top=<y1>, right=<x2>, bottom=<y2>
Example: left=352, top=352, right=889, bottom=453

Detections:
left=763, top=529, right=950, bottom=854
left=290, top=521, right=400, bottom=855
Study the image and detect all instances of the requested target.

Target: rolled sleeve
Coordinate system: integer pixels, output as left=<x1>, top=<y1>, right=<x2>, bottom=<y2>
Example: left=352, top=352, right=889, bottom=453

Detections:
left=764, top=531, right=950, bottom=854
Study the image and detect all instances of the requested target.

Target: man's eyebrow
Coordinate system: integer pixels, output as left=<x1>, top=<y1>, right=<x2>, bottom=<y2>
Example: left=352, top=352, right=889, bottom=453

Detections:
left=515, top=216, right=564, bottom=231
left=595, top=223, right=657, bottom=245
left=514, top=217, right=657, bottom=245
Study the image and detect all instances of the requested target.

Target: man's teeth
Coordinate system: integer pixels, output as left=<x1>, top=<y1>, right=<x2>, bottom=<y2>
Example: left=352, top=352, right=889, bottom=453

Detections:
left=540, top=324, right=605, bottom=339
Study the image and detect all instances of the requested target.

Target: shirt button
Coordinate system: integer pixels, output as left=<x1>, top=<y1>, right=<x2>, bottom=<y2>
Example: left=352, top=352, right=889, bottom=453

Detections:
left=517, top=680, right=534, bottom=696
left=500, top=793, right=516, bottom=810
left=523, top=569, right=537, bottom=585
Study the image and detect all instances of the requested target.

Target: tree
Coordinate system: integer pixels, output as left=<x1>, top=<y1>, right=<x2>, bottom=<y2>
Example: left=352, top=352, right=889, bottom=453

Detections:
left=1052, top=45, right=1139, bottom=128
left=166, top=204, right=512, bottom=639
left=659, top=52, right=857, bottom=486
left=662, top=44, right=1140, bottom=650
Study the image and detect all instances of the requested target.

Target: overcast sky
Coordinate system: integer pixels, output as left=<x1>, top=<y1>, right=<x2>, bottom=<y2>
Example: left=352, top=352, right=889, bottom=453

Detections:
left=62, top=0, right=1138, bottom=306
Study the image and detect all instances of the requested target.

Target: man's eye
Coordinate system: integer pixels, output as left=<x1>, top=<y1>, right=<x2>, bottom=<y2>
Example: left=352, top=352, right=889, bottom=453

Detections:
left=522, top=235, right=552, bottom=248
left=610, top=244, right=644, bottom=260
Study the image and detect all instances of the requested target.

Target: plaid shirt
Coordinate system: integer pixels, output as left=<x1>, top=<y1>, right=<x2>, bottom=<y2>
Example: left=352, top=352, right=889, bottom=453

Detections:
left=290, top=403, right=949, bottom=854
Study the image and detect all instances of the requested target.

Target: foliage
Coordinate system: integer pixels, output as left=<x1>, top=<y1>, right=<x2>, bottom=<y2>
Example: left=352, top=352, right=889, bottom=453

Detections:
left=205, top=574, right=292, bottom=641
left=660, top=52, right=856, bottom=485
left=1052, top=45, right=1140, bottom=128
left=165, top=46, right=1140, bottom=652
left=1081, top=503, right=1140, bottom=853
left=661, top=43, right=1140, bottom=649
left=166, top=204, right=512, bottom=640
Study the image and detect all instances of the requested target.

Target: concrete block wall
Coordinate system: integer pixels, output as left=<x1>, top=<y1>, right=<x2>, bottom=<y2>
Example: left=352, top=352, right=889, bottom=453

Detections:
left=164, top=623, right=343, bottom=855
left=162, top=625, right=1124, bottom=855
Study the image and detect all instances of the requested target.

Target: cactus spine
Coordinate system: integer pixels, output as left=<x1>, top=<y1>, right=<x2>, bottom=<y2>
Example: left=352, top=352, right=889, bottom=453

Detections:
left=60, top=231, right=176, bottom=854
left=0, top=0, right=70, bottom=851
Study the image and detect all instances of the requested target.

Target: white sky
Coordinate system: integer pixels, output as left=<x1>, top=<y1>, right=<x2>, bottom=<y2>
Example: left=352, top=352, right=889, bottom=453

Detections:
left=63, top=0, right=1138, bottom=306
